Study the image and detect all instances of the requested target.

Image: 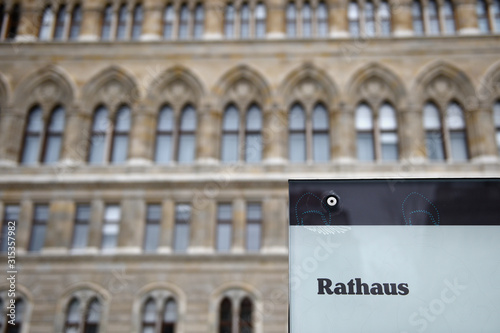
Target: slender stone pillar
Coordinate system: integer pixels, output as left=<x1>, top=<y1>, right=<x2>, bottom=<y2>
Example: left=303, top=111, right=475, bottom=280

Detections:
left=204, top=0, right=225, bottom=39
left=42, top=201, right=75, bottom=253
left=16, top=5, right=40, bottom=41
left=79, top=0, right=103, bottom=41
left=331, top=104, right=355, bottom=162
left=188, top=199, right=216, bottom=254
left=141, top=0, right=163, bottom=40
left=392, top=0, right=414, bottom=36
left=455, top=0, right=480, bottom=35
left=0, top=109, right=24, bottom=165
left=117, top=199, right=144, bottom=253
left=231, top=198, right=246, bottom=253
left=263, top=105, right=287, bottom=164
left=61, top=106, right=90, bottom=164
left=267, top=0, right=286, bottom=38
left=128, top=105, right=156, bottom=165
left=158, top=199, right=175, bottom=253
left=16, top=200, right=33, bottom=254
left=261, top=197, right=287, bottom=254
left=329, top=0, right=349, bottom=37
left=196, top=103, right=219, bottom=164
left=468, top=105, right=499, bottom=162
left=400, top=104, right=427, bottom=162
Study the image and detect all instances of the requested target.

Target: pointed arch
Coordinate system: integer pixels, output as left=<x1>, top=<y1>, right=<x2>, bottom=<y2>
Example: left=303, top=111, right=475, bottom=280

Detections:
left=82, top=65, right=139, bottom=114
left=146, top=65, right=206, bottom=112
left=479, top=61, right=500, bottom=107
left=13, top=65, right=76, bottom=116
left=0, top=72, right=11, bottom=111
left=279, top=62, right=339, bottom=110
left=412, top=61, right=476, bottom=110
left=214, top=64, right=272, bottom=111
left=346, top=62, right=407, bottom=110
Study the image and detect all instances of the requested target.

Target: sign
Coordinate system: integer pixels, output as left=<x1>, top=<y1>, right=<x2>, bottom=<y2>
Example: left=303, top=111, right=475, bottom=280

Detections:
left=289, top=178, right=500, bottom=333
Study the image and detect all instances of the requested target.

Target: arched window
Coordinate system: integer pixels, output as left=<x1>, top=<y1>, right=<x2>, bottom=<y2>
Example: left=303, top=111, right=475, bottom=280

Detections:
left=54, top=5, right=66, bottom=40
left=132, top=4, right=143, bottom=40
left=348, top=1, right=360, bottom=36
left=364, top=1, right=375, bottom=36
left=423, top=102, right=444, bottom=161
left=65, top=298, right=81, bottom=332
left=83, top=298, right=101, bottom=333
left=162, top=298, right=177, bottom=332
left=194, top=4, right=204, bottom=39
left=286, top=2, right=297, bottom=37
left=428, top=0, right=440, bottom=34
left=477, top=0, right=490, bottom=33
left=219, top=298, right=232, bottom=333
left=155, top=105, right=175, bottom=164
left=163, top=4, right=174, bottom=39
left=443, top=0, right=456, bottom=34
left=302, top=2, right=312, bottom=37
left=177, top=105, right=197, bottom=163
left=379, top=103, right=399, bottom=161
left=101, top=4, right=113, bottom=40
left=221, top=104, right=239, bottom=163
left=111, top=105, right=131, bottom=164
left=241, top=3, right=250, bottom=38
left=39, top=5, right=53, bottom=40
left=379, top=1, right=391, bottom=36
left=317, top=2, right=328, bottom=37
left=6, top=4, right=20, bottom=40
left=239, top=297, right=253, bottom=333
left=178, top=4, right=189, bottom=39
left=245, top=104, right=262, bottom=162
left=446, top=102, right=468, bottom=161
left=494, top=101, right=500, bottom=154
left=88, top=106, right=109, bottom=164
left=69, top=4, right=82, bottom=40
left=141, top=298, right=156, bottom=332
left=495, top=0, right=500, bottom=32
left=355, top=103, right=374, bottom=161
left=312, top=103, right=330, bottom=162
left=225, top=3, right=235, bottom=38
left=43, top=106, right=65, bottom=164
left=255, top=3, right=266, bottom=38
left=289, top=103, right=306, bottom=162
left=116, top=4, right=128, bottom=40
left=412, top=0, right=424, bottom=35
left=21, top=106, right=43, bottom=165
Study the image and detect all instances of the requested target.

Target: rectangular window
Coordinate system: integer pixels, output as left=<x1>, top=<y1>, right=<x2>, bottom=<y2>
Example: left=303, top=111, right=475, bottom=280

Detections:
left=174, top=204, right=191, bottom=252
left=246, top=203, right=262, bottom=252
left=71, top=204, right=90, bottom=249
left=356, top=132, right=375, bottom=161
left=216, top=204, right=232, bottom=252
left=144, top=204, right=161, bottom=252
left=1, top=205, right=20, bottom=253
left=29, top=204, right=49, bottom=252
left=449, top=131, right=468, bottom=161
left=101, top=204, right=121, bottom=250
left=380, top=132, right=399, bottom=161
left=425, top=131, right=445, bottom=161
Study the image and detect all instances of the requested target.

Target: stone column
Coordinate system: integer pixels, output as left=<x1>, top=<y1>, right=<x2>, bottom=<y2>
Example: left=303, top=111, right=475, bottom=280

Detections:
left=128, top=105, right=156, bottom=165
left=117, top=198, right=144, bottom=253
left=263, top=105, right=287, bottom=164
left=79, top=0, right=103, bottom=41
left=329, top=0, right=349, bottom=37
left=467, top=105, right=498, bottom=162
left=267, top=0, right=286, bottom=38
left=331, top=104, right=355, bottom=162
left=188, top=199, right=216, bottom=254
left=455, top=0, right=480, bottom=35
left=158, top=199, right=175, bottom=253
left=392, top=0, right=414, bottom=36
left=16, top=4, right=40, bottom=41
left=231, top=198, right=246, bottom=253
left=141, top=0, right=164, bottom=40
left=196, top=103, right=219, bottom=164
left=16, top=200, right=33, bottom=254
left=61, top=106, right=91, bottom=164
left=87, top=199, right=104, bottom=251
left=399, top=104, right=427, bottom=162
left=261, top=197, right=287, bottom=254
left=204, top=0, right=224, bottom=39
left=0, top=109, right=24, bottom=165
left=42, top=201, right=75, bottom=254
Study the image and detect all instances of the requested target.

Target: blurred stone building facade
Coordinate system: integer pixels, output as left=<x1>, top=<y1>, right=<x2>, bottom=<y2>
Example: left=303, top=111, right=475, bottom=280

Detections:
left=0, top=0, right=499, bottom=331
